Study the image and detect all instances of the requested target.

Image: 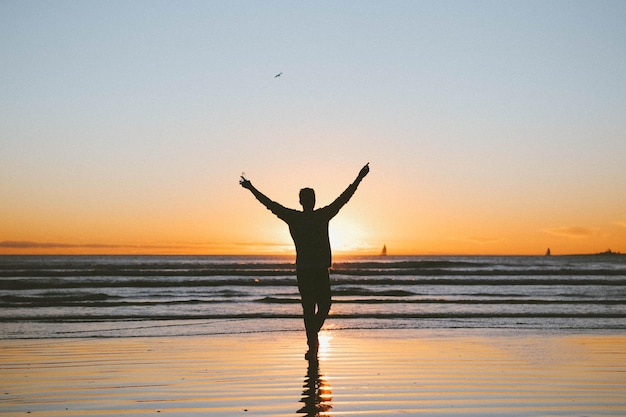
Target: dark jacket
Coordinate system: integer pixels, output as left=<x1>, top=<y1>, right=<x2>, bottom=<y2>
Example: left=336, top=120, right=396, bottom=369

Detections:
left=259, top=181, right=361, bottom=269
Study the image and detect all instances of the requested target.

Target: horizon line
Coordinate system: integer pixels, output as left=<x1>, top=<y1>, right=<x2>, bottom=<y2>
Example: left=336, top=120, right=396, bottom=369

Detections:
left=0, top=240, right=621, bottom=257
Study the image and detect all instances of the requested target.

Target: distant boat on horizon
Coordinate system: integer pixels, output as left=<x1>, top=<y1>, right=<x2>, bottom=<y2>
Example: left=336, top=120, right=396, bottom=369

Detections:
left=380, top=244, right=387, bottom=256
left=545, top=248, right=551, bottom=256
left=595, top=249, right=622, bottom=256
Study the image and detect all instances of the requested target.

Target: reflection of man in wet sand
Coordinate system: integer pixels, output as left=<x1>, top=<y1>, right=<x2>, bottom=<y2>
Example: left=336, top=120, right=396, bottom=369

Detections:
left=240, top=163, right=369, bottom=357
left=298, top=357, right=332, bottom=415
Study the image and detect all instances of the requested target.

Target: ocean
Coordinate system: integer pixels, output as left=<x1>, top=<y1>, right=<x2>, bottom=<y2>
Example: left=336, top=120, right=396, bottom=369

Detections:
left=1, top=255, right=625, bottom=339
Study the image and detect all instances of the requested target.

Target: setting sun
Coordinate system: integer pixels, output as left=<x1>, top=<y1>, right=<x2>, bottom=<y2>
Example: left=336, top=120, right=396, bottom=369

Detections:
left=329, top=217, right=373, bottom=255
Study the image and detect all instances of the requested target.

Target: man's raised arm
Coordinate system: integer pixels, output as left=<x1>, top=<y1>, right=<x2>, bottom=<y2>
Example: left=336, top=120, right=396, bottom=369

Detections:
left=239, top=175, right=295, bottom=223
left=326, top=163, right=370, bottom=216
left=239, top=175, right=276, bottom=210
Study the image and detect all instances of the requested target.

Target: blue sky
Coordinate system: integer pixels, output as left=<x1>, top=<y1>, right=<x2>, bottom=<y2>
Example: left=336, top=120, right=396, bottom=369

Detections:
left=1, top=1, right=625, bottom=254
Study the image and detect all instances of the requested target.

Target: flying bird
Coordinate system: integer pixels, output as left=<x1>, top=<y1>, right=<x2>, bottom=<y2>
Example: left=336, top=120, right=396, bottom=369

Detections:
left=274, top=72, right=282, bottom=78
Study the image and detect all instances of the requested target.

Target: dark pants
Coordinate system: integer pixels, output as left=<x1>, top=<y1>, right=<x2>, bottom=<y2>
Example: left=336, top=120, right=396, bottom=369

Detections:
left=296, top=268, right=331, bottom=349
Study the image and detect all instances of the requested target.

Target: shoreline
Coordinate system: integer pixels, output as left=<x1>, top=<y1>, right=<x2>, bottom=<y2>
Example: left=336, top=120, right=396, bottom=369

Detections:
left=2, top=328, right=625, bottom=416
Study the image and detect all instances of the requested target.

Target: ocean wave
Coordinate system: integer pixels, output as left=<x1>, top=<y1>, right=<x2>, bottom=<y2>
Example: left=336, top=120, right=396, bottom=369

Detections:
left=3, top=267, right=625, bottom=278
left=0, top=294, right=233, bottom=308
left=333, top=287, right=415, bottom=297
left=2, top=276, right=624, bottom=291
left=3, top=293, right=623, bottom=309
left=3, top=311, right=625, bottom=323
left=3, top=256, right=624, bottom=278
left=256, top=296, right=626, bottom=305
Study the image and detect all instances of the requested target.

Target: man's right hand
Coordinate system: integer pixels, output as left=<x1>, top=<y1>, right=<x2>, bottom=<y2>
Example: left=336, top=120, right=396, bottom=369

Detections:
left=358, top=163, right=370, bottom=180
left=239, top=176, right=253, bottom=189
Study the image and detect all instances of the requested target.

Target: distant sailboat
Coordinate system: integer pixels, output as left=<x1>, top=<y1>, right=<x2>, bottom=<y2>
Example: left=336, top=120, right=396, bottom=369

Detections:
left=380, top=245, right=387, bottom=256
left=545, top=248, right=551, bottom=256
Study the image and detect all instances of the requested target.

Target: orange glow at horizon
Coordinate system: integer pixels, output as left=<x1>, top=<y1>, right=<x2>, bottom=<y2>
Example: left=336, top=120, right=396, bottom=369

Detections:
left=2, top=220, right=625, bottom=257
left=2, top=194, right=626, bottom=256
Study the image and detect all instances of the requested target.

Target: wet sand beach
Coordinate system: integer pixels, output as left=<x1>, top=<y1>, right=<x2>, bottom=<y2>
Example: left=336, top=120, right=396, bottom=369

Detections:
left=1, top=328, right=625, bottom=416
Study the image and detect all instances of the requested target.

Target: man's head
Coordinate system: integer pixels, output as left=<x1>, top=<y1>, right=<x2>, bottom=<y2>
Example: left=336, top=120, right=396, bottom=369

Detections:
left=299, top=188, right=315, bottom=211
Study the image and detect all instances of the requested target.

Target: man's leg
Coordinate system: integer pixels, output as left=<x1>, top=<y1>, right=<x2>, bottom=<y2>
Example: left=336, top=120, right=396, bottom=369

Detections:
left=297, top=269, right=320, bottom=352
left=302, top=302, right=319, bottom=350
left=313, top=268, right=332, bottom=333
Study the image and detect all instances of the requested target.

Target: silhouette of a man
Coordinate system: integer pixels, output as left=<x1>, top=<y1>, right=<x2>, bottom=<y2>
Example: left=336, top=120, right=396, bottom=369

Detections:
left=240, top=163, right=370, bottom=357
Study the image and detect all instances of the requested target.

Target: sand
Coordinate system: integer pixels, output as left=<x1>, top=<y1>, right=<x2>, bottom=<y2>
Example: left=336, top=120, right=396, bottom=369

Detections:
left=1, top=328, right=625, bottom=416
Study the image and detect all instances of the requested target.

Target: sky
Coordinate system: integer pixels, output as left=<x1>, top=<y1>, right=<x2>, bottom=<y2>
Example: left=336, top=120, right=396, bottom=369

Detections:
left=1, top=0, right=625, bottom=256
